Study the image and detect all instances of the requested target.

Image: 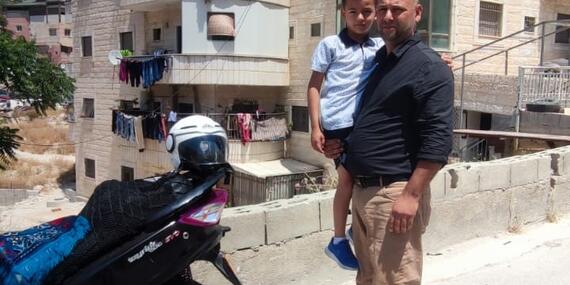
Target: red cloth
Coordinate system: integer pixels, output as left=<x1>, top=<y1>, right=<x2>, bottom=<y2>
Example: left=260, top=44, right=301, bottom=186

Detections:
left=237, top=113, right=252, bottom=145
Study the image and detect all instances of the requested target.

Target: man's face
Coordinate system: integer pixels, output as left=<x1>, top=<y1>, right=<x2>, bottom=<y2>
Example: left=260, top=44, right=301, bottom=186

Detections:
left=376, top=0, right=422, bottom=45
left=342, top=0, right=377, bottom=36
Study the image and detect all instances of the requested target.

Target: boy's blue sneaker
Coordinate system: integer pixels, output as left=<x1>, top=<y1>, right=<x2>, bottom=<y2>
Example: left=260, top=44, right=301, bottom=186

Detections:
left=325, top=238, right=359, bottom=271
left=346, top=227, right=354, bottom=244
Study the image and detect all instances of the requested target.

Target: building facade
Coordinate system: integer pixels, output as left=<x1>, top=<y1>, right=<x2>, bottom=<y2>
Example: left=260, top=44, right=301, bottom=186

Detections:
left=3, top=0, right=73, bottom=71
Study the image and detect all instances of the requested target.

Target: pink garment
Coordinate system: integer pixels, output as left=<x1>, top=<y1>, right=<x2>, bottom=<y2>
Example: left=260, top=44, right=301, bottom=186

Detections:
left=160, top=114, right=168, bottom=139
left=119, top=60, right=128, bottom=83
left=237, top=113, right=252, bottom=145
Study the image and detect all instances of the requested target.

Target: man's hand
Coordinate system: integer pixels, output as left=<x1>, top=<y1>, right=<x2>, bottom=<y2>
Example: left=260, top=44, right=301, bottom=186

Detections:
left=311, top=129, right=325, bottom=153
left=323, top=139, right=343, bottom=159
left=388, top=192, right=420, bottom=234
left=441, top=53, right=454, bottom=69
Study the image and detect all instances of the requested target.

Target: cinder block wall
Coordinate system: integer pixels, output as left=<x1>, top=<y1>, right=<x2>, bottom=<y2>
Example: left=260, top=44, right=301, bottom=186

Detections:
left=220, top=146, right=570, bottom=252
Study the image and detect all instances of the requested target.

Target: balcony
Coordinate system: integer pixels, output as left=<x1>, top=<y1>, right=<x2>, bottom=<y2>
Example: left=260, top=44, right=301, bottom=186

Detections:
left=181, top=112, right=290, bottom=163
left=125, top=54, right=289, bottom=86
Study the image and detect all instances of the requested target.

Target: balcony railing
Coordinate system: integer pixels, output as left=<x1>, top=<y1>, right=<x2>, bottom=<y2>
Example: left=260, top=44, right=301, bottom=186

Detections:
left=122, top=54, right=289, bottom=86
left=179, top=112, right=290, bottom=142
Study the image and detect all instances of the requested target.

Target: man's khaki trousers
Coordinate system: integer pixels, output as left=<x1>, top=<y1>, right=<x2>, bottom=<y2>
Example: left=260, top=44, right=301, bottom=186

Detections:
left=352, top=182, right=431, bottom=285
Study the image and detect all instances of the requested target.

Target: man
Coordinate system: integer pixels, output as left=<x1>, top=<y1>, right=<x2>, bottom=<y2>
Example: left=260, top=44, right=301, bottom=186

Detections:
left=325, top=0, right=453, bottom=283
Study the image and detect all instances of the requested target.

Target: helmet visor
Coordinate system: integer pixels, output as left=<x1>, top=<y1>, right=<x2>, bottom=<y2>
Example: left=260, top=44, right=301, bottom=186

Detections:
left=178, top=135, right=227, bottom=168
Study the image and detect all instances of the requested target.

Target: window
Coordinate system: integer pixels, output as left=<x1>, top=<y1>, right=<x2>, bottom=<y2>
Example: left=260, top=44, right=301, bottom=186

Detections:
left=207, top=13, right=235, bottom=41
left=16, top=25, right=22, bottom=32
left=152, top=28, right=161, bottom=41
left=81, top=36, right=92, bottom=57
left=61, top=46, right=72, bottom=54
left=292, top=106, right=309, bottom=132
left=289, top=26, right=295, bottom=39
left=81, top=98, right=94, bottom=118
left=49, top=28, right=57, bottom=36
left=121, top=166, right=134, bottom=182
left=555, top=14, right=570, bottom=44
left=85, top=158, right=95, bottom=179
left=523, top=16, right=536, bottom=33
left=311, top=23, right=321, bottom=37
left=178, top=103, right=194, bottom=113
left=64, top=29, right=71, bottom=36
left=120, top=32, right=133, bottom=52
left=479, top=1, right=503, bottom=37
left=119, top=100, right=134, bottom=111
left=417, top=0, right=452, bottom=49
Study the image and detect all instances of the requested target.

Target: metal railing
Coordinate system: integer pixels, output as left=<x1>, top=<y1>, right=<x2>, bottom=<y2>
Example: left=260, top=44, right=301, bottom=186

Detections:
left=179, top=112, right=290, bottom=142
left=453, top=19, right=570, bottom=129
left=456, top=138, right=489, bottom=162
left=517, top=66, right=570, bottom=108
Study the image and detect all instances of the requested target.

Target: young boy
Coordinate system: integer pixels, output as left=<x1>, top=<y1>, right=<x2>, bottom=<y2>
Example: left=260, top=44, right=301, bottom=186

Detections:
left=307, top=0, right=381, bottom=271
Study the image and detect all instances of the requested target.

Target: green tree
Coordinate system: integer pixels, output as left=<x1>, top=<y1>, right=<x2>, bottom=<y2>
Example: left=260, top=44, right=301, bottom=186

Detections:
left=0, top=1, right=75, bottom=169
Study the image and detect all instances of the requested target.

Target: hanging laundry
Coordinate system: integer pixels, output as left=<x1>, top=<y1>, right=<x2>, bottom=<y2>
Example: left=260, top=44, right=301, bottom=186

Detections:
left=134, top=116, right=145, bottom=151
left=237, top=113, right=252, bottom=145
left=119, top=56, right=169, bottom=89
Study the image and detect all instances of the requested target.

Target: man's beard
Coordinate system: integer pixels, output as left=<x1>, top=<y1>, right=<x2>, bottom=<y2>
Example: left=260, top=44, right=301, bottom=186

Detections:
left=379, top=23, right=414, bottom=46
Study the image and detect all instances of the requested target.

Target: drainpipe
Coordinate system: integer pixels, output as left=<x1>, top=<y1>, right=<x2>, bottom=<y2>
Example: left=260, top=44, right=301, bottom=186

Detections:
left=540, top=24, right=545, bottom=66
left=514, top=66, right=525, bottom=152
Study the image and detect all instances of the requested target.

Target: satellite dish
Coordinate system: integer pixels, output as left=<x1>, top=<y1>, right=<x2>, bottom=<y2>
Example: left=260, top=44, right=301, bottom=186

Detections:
left=59, top=63, right=66, bottom=69
left=108, top=50, right=123, bottom=65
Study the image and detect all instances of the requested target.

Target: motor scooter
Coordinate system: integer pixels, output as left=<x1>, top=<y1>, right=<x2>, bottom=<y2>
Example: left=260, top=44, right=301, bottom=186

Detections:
left=1, top=167, right=241, bottom=285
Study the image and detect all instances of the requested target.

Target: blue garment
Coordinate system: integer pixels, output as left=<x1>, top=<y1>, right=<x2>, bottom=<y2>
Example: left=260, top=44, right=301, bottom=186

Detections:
left=311, top=28, right=384, bottom=130
left=116, top=113, right=135, bottom=142
left=0, top=216, right=91, bottom=285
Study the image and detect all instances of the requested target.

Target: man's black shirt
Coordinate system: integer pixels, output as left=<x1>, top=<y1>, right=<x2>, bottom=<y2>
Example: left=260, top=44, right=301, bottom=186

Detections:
left=344, top=34, right=454, bottom=177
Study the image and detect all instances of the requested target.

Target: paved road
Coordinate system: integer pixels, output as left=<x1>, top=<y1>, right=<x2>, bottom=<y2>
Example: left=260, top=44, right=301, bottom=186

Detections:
left=193, top=215, right=570, bottom=285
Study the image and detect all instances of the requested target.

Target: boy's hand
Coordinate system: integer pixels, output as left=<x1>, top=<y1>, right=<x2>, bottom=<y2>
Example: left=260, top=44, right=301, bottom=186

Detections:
left=441, top=53, right=454, bottom=69
left=324, top=139, right=343, bottom=159
left=311, top=129, right=325, bottom=153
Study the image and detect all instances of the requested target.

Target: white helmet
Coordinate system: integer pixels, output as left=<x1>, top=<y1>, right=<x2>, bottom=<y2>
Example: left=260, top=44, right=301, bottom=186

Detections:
left=165, top=115, right=228, bottom=172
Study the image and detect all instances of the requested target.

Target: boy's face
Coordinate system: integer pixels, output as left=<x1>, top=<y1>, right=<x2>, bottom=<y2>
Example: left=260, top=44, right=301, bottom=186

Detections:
left=342, top=0, right=377, bottom=36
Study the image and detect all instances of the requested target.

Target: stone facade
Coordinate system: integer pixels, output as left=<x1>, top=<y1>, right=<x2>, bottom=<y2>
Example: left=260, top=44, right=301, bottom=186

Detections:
left=71, top=0, right=143, bottom=196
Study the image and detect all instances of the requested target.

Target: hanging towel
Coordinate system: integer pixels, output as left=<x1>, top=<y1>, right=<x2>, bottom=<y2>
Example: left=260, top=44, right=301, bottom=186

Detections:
left=134, top=116, right=145, bottom=151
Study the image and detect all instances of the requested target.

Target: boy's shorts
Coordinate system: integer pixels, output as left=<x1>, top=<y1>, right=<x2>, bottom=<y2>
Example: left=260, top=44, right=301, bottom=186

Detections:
left=322, top=126, right=353, bottom=168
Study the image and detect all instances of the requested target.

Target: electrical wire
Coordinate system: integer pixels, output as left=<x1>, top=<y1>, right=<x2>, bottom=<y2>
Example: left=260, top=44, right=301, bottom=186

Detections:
left=16, top=135, right=114, bottom=147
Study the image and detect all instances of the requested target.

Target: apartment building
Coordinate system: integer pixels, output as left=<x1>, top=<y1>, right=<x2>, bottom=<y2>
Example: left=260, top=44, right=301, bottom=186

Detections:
left=71, top=0, right=309, bottom=199
left=72, top=0, right=570, bottom=196
left=3, top=0, right=73, bottom=70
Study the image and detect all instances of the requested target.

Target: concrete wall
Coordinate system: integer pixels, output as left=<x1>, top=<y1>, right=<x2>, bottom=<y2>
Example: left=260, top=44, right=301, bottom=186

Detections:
left=454, top=74, right=518, bottom=116
left=0, top=189, right=36, bottom=207
left=181, top=0, right=289, bottom=59
left=520, top=111, right=570, bottom=136
left=219, top=147, right=570, bottom=253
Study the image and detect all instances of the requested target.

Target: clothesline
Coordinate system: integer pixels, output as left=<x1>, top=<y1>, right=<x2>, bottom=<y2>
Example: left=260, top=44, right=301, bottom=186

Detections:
left=112, top=110, right=168, bottom=152
left=118, top=56, right=171, bottom=89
